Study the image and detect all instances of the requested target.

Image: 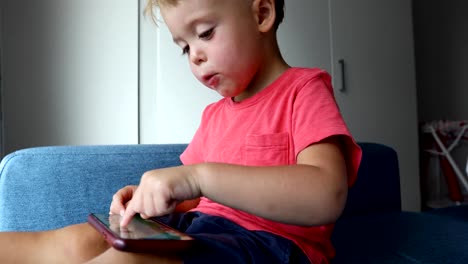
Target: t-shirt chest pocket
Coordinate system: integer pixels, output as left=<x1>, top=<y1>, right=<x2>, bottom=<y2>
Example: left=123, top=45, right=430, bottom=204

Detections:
left=243, top=132, right=289, bottom=166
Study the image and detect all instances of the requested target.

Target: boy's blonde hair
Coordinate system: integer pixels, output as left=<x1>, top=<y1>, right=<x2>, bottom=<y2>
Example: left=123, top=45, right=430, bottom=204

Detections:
left=145, top=0, right=284, bottom=30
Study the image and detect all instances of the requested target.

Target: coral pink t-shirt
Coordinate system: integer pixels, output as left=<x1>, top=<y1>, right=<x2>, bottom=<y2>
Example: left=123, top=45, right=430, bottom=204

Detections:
left=181, top=68, right=362, bottom=263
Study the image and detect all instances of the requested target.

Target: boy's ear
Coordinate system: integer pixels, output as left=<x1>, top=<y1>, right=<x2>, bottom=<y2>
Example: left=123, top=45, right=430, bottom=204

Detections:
left=252, top=0, right=276, bottom=33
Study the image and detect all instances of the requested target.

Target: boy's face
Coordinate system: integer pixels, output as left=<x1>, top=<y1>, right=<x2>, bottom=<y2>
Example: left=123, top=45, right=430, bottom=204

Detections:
left=161, top=0, right=265, bottom=98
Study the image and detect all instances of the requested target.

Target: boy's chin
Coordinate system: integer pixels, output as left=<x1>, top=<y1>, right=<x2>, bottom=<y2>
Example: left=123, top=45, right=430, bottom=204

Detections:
left=219, top=91, right=241, bottom=99
left=205, top=83, right=243, bottom=99
left=210, top=87, right=235, bottom=98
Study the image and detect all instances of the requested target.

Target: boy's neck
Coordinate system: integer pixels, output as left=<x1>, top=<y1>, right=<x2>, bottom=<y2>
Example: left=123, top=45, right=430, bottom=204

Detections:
left=233, top=35, right=290, bottom=102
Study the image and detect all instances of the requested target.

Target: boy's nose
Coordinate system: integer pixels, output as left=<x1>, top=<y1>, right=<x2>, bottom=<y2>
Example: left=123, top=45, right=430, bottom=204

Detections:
left=190, top=49, right=207, bottom=65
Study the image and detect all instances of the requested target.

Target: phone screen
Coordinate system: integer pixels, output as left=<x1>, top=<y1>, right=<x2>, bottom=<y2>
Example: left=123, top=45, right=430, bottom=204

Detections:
left=92, top=213, right=192, bottom=240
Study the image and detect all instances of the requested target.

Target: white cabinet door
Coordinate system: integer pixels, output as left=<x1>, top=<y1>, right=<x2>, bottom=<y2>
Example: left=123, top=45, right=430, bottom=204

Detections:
left=277, top=0, right=332, bottom=72
left=2, top=0, right=139, bottom=154
left=329, top=0, right=420, bottom=211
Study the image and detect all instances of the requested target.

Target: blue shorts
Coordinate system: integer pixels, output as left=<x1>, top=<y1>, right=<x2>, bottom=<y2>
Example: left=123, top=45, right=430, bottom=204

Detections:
left=156, top=212, right=310, bottom=264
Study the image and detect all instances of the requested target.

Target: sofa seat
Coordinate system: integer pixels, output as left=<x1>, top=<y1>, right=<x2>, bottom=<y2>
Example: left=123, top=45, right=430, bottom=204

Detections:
left=332, top=210, right=468, bottom=264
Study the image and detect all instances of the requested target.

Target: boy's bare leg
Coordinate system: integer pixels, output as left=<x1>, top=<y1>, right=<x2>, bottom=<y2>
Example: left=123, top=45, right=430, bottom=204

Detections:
left=0, top=223, right=110, bottom=264
left=56, top=223, right=112, bottom=263
left=86, top=248, right=182, bottom=264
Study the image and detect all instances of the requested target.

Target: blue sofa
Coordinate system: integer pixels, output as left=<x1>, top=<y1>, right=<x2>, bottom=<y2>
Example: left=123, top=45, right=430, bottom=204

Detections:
left=0, top=143, right=467, bottom=263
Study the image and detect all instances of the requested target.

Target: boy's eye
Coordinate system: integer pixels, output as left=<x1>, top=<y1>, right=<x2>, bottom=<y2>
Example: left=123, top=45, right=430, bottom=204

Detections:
left=182, top=45, right=190, bottom=55
left=198, top=28, right=214, bottom=40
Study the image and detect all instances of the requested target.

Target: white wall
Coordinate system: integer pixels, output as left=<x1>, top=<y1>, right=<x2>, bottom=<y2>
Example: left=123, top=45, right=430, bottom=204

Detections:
left=139, top=8, right=220, bottom=144
left=2, top=0, right=139, bottom=154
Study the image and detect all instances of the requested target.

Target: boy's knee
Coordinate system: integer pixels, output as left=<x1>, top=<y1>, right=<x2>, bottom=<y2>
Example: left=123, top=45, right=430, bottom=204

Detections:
left=53, top=223, right=110, bottom=263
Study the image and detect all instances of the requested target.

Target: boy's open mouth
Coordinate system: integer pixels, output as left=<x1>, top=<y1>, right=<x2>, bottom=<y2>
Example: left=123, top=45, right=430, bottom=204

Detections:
left=203, top=73, right=219, bottom=88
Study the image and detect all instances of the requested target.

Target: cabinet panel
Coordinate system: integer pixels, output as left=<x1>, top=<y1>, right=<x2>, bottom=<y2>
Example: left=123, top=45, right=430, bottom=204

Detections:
left=330, top=0, right=420, bottom=211
left=2, top=0, right=139, bottom=154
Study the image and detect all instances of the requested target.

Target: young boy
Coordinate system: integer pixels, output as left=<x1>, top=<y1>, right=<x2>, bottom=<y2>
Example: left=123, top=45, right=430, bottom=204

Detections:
left=0, top=0, right=361, bottom=263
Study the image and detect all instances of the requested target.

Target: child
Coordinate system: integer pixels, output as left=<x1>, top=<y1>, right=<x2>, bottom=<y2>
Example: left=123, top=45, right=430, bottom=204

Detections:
left=0, top=0, right=361, bottom=263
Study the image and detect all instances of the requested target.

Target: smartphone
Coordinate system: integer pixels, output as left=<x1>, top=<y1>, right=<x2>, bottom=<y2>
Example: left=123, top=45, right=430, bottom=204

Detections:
left=88, top=213, right=195, bottom=253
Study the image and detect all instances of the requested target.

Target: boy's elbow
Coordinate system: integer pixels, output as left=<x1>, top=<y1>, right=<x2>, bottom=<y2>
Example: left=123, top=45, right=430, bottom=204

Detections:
left=303, top=184, right=348, bottom=226
left=329, top=185, right=348, bottom=222
left=323, top=170, right=349, bottom=223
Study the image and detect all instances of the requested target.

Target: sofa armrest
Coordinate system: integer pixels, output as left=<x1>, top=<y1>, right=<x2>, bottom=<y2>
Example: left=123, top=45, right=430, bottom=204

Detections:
left=0, top=144, right=187, bottom=231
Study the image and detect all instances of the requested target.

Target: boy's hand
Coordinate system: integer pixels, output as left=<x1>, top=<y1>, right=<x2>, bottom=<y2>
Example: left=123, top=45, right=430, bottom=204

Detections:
left=120, top=165, right=201, bottom=227
left=109, top=185, right=138, bottom=216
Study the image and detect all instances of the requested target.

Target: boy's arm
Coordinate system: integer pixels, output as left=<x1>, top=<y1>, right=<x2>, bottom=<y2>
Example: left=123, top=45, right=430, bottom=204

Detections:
left=120, top=136, right=347, bottom=227
left=194, top=136, right=348, bottom=226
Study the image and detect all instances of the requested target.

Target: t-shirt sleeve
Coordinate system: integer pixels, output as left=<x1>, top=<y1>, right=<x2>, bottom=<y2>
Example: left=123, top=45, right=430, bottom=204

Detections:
left=180, top=109, right=209, bottom=165
left=292, top=72, right=362, bottom=186
left=180, top=128, right=204, bottom=165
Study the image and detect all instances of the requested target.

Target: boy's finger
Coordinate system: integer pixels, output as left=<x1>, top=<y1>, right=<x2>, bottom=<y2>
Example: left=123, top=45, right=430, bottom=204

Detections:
left=110, top=186, right=137, bottom=215
left=140, top=213, right=150, bottom=219
left=109, top=202, right=125, bottom=215
left=110, top=195, right=126, bottom=215
left=113, top=186, right=136, bottom=203
left=120, top=206, right=136, bottom=227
